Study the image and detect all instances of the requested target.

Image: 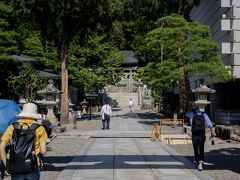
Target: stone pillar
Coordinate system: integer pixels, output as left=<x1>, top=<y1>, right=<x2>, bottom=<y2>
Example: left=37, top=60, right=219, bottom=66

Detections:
left=68, top=102, right=74, bottom=123
left=46, top=103, right=58, bottom=125
left=129, top=70, right=133, bottom=92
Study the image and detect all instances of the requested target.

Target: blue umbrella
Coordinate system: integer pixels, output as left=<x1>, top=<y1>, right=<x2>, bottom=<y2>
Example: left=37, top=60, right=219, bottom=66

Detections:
left=0, top=99, right=20, bottom=134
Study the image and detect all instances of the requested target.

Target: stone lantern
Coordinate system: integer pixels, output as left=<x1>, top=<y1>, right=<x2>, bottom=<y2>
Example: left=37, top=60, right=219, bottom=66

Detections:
left=37, top=80, right=60, bottom=124
left=192, top=84, right=216, bottom=112
left=80, top=99, right=89, bottom=115
left=68, top=99, right=74, bottom=123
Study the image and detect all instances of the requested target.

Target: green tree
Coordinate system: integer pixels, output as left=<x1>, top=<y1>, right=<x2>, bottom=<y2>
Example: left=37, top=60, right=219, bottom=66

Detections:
left=11, top=0, right=112, bottom=124
left=8, top=65, right=46, bottom=102
left=21, top=32, right=59, bottom=71
left=21, top=32, right=44, bottom=60
left=167, top=0, right=200, bottom=19
left=42, top=42, right=59, bottom=71
left=0, top=1, right=19, bottom=61
left=69, top=35, right=123, bottom=93
left=109, top=0, right=167, bottom=50
left=135, top=15, right=233, bottom=113
left=0, top=0, right=20, bottom=98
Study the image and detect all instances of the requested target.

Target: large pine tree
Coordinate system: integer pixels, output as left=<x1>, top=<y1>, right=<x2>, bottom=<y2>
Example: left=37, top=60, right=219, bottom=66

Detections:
left=11, top=0, right=113, bottom=124
left=135, top=15, right=233, bottom=114
left=0, top=1, right=18, bottom=61
left=0, top=1, right=19, bottom=98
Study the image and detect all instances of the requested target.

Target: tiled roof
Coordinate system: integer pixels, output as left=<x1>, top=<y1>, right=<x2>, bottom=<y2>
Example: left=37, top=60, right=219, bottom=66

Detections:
left=40, top=71, right=61, bottom=79
left=11, top=55, right=35, bottom=62
left=122, top=51, right=138, bottom=64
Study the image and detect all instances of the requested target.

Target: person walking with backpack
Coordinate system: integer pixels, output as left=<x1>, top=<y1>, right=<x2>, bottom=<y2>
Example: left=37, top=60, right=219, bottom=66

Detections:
left=186, top=102, right=215, bottom=171
left=0, top=103, right=48, bottom=180
left=100, top=101, right=112, bottom=130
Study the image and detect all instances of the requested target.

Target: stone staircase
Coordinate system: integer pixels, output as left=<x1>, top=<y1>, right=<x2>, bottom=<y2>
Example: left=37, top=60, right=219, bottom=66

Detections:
left=106, top=92, right=140, bottom=110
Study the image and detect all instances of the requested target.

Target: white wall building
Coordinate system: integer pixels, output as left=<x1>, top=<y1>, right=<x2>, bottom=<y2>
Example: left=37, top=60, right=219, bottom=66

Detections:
left=190, top=0, right=240, bottom=122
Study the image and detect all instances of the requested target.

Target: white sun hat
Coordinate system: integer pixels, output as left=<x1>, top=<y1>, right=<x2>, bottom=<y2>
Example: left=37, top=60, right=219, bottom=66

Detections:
left=16, top=103, right=41, bottom=120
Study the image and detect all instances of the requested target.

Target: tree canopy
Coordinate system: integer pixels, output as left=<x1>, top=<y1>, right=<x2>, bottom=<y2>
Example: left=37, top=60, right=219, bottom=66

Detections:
left=68, top=35, right=123, bottom=93
left=0, top=0, right=19, bottom=61
left=135, top=15, right=234, bottom=112
left=10, top=0, right=114, bottom=124
left=1, top=0, right=231, bottom=116
left=7, top=64, right=46, bottom=102
left=109, top=0, right=167, bottom=50
left=0, top=0, right=20, bottom=98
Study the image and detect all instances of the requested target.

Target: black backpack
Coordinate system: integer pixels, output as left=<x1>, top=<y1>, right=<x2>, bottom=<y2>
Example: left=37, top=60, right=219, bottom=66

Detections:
left=6, top=122, right=41, bottom=174
left=191, top=112, right=205, bottom=135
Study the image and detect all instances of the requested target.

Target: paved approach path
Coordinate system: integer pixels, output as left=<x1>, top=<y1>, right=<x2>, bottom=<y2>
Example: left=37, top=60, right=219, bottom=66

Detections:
left=56, top=108, right=213, bottom=180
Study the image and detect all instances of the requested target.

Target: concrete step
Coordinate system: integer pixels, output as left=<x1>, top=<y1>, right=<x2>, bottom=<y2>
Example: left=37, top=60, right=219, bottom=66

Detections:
left=57, top=131, right=150, bottom=138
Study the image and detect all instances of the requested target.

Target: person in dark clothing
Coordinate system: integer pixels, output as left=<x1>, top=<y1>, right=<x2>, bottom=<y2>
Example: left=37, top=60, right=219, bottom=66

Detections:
left=186, top=102, right=215, bottom=171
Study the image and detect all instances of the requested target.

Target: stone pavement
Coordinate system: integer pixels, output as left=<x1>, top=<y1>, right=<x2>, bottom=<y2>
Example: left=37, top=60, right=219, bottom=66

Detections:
left=61, top=109, right=150, bottom=138
left=56, top=108, right=213, bottom=180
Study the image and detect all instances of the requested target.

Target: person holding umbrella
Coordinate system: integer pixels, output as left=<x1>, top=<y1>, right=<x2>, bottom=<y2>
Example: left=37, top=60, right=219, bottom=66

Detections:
left=0, top=99, right=21, bottom=179
left=0, top=102, right=48, bottom=180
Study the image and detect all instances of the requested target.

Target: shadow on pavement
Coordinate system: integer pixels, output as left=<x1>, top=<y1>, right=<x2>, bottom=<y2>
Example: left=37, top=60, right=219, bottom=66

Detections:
left=43, top=155, right=74, bottom=171
left=137, top=120, right=160, bottom=126
left=183, top=147, right=240, bottom=174
left=43, top=151, right=240, bottom=174
left=43, top=154, right=193, bottom=171
left=78, top=114, right=100, bottom=121
left=136, top=112, right=162, bottom=119
left=136, top=112, right=163, bottom=126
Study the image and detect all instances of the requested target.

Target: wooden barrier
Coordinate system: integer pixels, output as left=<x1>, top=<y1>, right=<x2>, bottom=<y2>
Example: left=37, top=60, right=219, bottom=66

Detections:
left=150, top=118, right=191, bottom=144
left=160, top=118, right=184, bottom=134
left=150, top=123, right=161, bottom=142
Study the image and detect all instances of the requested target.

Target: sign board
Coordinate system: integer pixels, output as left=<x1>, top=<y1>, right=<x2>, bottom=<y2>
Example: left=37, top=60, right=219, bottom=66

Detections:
left=85, top=93, right=98, bottom=99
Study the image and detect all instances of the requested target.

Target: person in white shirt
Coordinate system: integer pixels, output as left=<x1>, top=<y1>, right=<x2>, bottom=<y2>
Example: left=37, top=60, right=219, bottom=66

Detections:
left=100, top=101, right=112, bottom=130
left=128, top=99, right=134, bottom=112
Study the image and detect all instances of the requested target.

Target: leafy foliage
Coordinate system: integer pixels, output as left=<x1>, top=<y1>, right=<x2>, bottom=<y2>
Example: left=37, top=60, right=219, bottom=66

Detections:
left=135, top=15, right=234, bottom=110
left=109, top=0, right=167, bottom=50
left=0, top=0, right=20, bottom=98
left=69, top=36, right=123, bottom=93
left=10, top=0, right=115, bottom=123
left=21, top=32, right=44, bottom=60
left=11, top=0, right=112, bottom=47
left=7, top=65, right=46, bottom=102
left=21, top=32, right=60, bottom=71
left=0, top=0, right=19, bottom=61
left=166, top=0, right=200, bottom=19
